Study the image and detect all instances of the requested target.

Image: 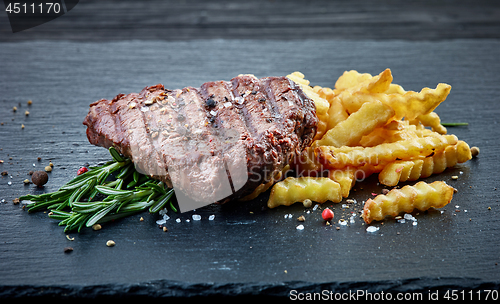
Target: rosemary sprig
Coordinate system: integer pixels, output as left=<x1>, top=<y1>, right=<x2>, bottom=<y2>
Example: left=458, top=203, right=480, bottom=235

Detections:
left=19, top=147, right=176, bottom=232
left=441, top=122, right=469, bottom=126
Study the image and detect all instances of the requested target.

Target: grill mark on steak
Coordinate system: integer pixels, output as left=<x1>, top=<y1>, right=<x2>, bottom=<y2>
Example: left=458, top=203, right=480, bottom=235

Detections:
left=83, top=75, right=318, bottom=206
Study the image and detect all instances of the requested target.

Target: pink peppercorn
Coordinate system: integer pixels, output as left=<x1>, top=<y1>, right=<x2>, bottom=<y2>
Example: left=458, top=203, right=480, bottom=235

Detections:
left=322, top=208, right=334, bottom=221
left=77, top=167, right=88, bottom=175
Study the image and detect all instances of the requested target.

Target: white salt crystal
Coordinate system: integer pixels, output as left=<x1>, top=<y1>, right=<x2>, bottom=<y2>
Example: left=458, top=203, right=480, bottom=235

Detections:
left=366, top=226, right=379, bottom=233
left=223, top=102, right=232, bottom=108
left=412, top=221, right=418, bottom=226
left=176, top=218, right=181, bottom=223
left=339, top=219, right=347, bottom=226
left=192, top=214, right=201, bottom=221
left=209, top=215, right=215, bottom=221
left=398, top=219, right=406, bottom=224
left=163, top=214, right=170, bottom=221
left=296, top=224, right=304, bottom=230
left=156, top=219, right=166, bottom=225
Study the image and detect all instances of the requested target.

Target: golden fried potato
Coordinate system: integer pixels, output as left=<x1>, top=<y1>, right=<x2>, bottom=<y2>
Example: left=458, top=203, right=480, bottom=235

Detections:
left=335, top=69, right=393, bottom=94
left=409, top=111, right=447, bottom=134
left=334, top=70, right=373, bottom=91
left=313, top=85, right=336, bottom=105
left=316, top=134, right=458, bottom=169
left=267, top=176, right=342, bottom=208
left=240, top=165, right=290, bottom=201
left=325, top=96, right=349, bottom=131
left=378, top=159, right=422, bottom=187
left=265, top=69, right=474, bottom=219
left=359, top=120, right=420, bottom=147
left=378, top=140, right=472, bottom=186
left=338, top=83, right=451, bottom=120
left=328, top=168, right=356, bottom=198
left=362, top=181, right=455, bottom=224
left=314, top=99, right=395, bottom=148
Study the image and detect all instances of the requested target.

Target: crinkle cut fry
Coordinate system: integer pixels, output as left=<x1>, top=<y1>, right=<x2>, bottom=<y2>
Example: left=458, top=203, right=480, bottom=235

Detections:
left=313, top=99, right=395, bottom=148
left=409, top=111, right=447, bottom=135
left=378, top=140, right=472, bottom=186
left=267, top=176, right=342, bottom=209
left=338, top=83, right=451, bottom=120
left=315, top=134, right=458, bottom=170
left=362, top=181, right=455, bottom=224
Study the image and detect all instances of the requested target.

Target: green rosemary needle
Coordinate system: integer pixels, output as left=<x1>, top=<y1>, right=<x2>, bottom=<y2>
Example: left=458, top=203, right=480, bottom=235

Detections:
left=19, top=147, right=176, bottom=232
left=441, top=122, right=469, bottom=126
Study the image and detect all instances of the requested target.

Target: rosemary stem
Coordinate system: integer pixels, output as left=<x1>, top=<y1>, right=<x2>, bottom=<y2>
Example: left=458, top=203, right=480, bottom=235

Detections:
left=20, top=147, right=176, bottom=232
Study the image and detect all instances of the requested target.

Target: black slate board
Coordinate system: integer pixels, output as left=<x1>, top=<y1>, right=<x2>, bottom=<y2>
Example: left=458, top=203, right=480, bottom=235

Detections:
left=1, top=39, right=499, bottom=299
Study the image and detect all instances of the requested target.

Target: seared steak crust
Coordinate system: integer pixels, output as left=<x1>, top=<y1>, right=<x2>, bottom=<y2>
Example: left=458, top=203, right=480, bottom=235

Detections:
left=83, top=75, right=317, bottom=203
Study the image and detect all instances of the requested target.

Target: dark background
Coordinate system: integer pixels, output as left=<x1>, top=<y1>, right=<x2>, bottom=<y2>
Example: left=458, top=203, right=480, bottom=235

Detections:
left=1, top=0, right=499, bottom=300
left=2, top=0, right=500, bottom=41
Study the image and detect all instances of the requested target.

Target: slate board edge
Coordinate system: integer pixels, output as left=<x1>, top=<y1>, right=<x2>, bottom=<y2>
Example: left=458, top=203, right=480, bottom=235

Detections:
left=1, top=277, right=499, bottom=299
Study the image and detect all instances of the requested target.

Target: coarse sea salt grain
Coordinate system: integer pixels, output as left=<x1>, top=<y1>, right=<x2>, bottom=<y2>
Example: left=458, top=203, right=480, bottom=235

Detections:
left=209, top=215, right=215, bottom=221
left=296, top=224, right=304, bottom=230
left=192, top=214, right=201, bottom=221
left=176, top=218, right=181, bottom=223
left=404, top=213, right=417, bottom=221
left=156, top=219, right=166, bottom=225
left=366, top=226, right=379, bottom=233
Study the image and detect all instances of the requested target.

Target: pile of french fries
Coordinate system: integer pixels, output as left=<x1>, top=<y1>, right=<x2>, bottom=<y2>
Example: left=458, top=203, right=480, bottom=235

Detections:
left=266, top=69, right=473, bottom=224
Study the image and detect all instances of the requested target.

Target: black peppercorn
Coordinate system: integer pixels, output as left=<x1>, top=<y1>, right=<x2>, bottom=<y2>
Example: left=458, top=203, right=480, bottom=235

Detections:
left=31, top=170, right=48, bottom=187
left=206, top=98, right=216, bottom=107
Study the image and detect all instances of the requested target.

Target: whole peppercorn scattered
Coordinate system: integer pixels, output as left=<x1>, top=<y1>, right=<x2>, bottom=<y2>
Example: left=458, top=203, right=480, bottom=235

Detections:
left=31, top=170, right=48, bottom=187
left=322, top=208, right=334, bottom=221
left=471, top=146, right=480, bottom=158
left=77, top=167, right=88, bottom=175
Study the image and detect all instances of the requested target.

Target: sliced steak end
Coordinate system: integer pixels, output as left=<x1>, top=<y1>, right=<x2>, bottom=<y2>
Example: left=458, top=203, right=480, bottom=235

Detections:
left=83, top=75, right=318, bottom=208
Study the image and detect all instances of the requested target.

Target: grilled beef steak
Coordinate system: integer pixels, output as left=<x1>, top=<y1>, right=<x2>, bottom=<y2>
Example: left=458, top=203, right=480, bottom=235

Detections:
left=83, top=75, right=317, bottom=210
